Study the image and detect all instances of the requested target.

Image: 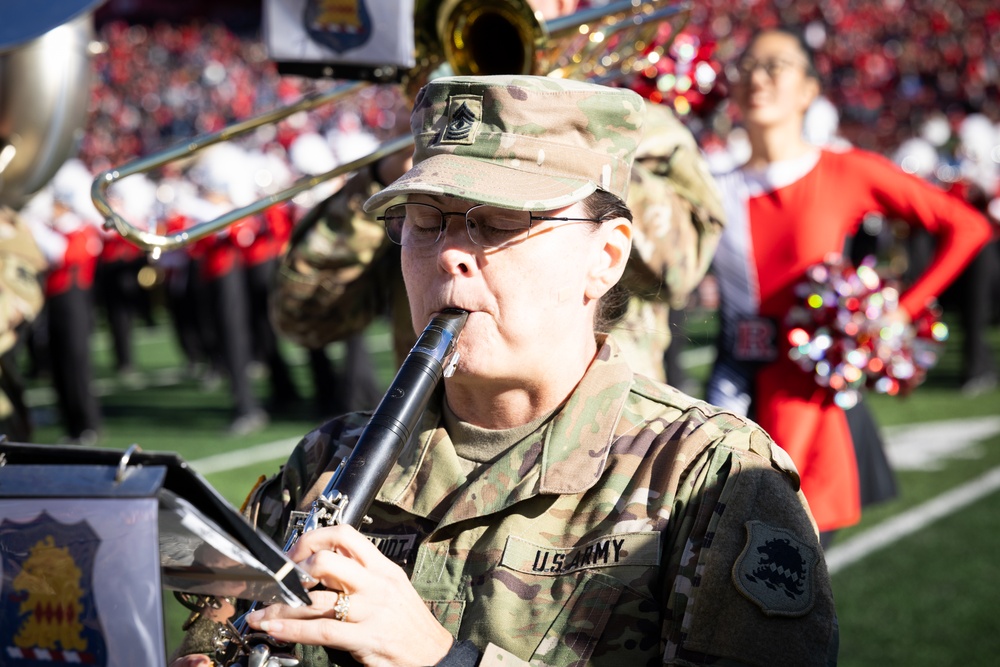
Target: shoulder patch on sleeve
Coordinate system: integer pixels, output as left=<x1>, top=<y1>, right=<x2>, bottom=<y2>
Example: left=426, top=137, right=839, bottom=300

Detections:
left=733, top=520, right=818, bottom=617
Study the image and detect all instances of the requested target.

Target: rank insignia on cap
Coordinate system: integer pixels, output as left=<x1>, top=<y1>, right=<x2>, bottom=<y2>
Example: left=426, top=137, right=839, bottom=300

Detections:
left=440, top=96, right=483, bottom=145
left=733, top=520, right=817, bottom=617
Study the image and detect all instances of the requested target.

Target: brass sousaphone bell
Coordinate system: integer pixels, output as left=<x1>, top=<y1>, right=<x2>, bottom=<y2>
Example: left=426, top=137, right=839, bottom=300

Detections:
left=1, top=0, right=105, bottom=210
left=90, top=0, right=691, bottom=256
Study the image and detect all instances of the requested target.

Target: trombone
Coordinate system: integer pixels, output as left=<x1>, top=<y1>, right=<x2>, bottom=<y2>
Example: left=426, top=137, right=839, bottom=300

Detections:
left=91, top=0, right=691, bottom=256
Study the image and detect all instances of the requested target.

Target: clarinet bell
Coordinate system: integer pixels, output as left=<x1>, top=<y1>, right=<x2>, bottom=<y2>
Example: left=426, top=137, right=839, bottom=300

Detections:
left=247, top=643, right=300, bottom=667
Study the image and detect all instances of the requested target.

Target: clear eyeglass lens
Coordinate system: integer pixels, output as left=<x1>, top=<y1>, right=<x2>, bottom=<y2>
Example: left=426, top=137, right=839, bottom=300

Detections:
left=384, top=202, right=533, bottom=248
left=738, top=58, right=799, bottom=79
left=385, top=203, right=442, bottom=247
left=762, top=61, right=786, bottom=77
left=466, top=205, right=532, bottom=248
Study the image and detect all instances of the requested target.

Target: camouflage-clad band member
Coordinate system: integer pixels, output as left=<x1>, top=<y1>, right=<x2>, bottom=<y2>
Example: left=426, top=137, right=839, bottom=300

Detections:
left=270, top=0, right=725, bottom=386
left=174, top=75, right=836, bottom=667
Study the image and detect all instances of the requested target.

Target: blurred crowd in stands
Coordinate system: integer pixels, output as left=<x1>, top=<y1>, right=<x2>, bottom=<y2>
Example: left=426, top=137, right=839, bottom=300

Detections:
left=647, top=0, right=1000, bottom=152
left=77, top=1, right=1000, bottom=176
left=14, top=0, right=999, bottom=443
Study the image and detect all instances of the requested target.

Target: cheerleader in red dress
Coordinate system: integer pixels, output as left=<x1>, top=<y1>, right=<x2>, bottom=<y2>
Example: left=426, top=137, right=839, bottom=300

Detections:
left=707, top=28, right=992, bottom=540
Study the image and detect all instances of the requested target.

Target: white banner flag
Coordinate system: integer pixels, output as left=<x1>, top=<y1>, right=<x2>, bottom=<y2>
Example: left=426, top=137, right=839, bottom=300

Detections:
left=265, top=0, right=416, bottom=69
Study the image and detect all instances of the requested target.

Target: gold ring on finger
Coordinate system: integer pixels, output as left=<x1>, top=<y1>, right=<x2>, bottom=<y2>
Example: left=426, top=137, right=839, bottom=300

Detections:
left=333, top=591, right=350, bottom=622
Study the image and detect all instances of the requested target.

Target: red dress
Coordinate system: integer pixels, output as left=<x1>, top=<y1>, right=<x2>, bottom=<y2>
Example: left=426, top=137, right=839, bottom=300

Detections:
left=711, top=146, right=991, bottom=531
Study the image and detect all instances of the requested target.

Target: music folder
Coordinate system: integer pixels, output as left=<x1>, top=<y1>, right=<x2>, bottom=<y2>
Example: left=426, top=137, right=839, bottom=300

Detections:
left=0, top=441, right=311, bottom=609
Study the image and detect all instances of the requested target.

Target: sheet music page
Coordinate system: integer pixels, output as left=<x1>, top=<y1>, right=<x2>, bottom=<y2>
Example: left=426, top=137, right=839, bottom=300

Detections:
left=158, top=489, right=311, bottom=607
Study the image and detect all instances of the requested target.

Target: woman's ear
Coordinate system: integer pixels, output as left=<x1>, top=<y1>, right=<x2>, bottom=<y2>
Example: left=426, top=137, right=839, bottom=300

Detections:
left=585, top=217, right=632, bottom=301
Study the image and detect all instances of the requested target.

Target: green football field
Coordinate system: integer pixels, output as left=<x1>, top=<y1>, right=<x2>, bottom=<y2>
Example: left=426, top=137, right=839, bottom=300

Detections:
left=17, top=306, right=1000, bottom=664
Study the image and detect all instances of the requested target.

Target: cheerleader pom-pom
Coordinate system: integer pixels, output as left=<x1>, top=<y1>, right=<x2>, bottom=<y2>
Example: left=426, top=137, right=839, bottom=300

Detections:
left=785, top=254, right=947, bottom=408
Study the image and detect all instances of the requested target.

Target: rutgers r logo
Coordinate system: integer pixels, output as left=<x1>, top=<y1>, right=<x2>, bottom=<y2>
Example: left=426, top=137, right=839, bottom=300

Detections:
left=734, top=317, right=777, bottom=362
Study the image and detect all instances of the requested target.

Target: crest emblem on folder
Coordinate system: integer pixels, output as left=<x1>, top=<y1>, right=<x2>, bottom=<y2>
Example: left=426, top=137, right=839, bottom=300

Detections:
left=303, top=0, right=373, bottom=54
left=0, top=512, right=108, bottom=665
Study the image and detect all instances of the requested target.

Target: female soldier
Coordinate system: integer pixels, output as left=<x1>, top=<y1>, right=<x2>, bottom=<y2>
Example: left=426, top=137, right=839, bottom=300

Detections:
left=174, top=75, right=837, bottom=667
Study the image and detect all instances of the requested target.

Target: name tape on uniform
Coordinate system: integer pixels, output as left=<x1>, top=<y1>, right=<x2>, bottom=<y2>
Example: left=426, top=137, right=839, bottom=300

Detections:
left=501, top=532, right=661, bottom=576
left=366, top=532, right=418, bottom=565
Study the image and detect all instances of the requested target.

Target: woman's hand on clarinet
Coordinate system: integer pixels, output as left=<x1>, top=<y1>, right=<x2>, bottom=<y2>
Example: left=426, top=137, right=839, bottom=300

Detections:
left=244, top=524, right=454, bottom=667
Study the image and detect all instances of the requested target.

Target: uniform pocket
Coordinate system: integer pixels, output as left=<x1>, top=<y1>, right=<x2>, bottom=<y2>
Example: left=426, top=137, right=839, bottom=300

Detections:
left=426, top=599, right=466, bottom=637
left=464, top=532, right=659, bottom=664
left=503, top=532, right=660, bottom=664
left=528, top=570, right=624, bottom=666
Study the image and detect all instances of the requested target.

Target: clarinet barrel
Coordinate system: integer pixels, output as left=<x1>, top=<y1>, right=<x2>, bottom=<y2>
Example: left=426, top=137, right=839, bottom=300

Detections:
left=319, top=307, right=469, bottom=529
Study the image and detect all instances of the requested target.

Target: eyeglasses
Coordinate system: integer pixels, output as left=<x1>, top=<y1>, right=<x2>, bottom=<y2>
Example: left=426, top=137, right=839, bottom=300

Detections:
left=378, top=202, right=604, bottom=249
left=736, top=57, right=808, bottom=80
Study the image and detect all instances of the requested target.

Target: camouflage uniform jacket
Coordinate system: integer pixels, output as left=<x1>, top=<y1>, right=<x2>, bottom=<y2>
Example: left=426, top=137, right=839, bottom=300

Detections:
left=270, top=172, right=413, bottom=362
left=0, top=207, right=47, bottom=426
left=205, top=336, right=837, bottom=667
left=616, top=103, right=725, bottom=379
left=271, top=102, right=725, bottom=378
left=0, top=207, right=46, bottom=355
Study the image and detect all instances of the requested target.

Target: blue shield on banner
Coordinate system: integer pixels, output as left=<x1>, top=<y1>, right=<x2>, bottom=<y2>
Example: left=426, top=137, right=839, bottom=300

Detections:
left=303, top=0, right=373, bottom=53
left=0, top=512, right=108, bottom=666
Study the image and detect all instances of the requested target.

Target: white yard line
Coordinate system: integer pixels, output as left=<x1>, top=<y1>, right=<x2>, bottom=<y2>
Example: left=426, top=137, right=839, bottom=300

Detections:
left=189, top=437, right=302, bottom=476
left=882, top=416, right=1000, bottom=471
left=825, top=465, right=1000, bottom=574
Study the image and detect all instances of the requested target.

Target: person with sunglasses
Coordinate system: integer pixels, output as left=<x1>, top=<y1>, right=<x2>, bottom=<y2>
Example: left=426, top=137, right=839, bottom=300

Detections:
left=173, top=74, right=836, bottom=667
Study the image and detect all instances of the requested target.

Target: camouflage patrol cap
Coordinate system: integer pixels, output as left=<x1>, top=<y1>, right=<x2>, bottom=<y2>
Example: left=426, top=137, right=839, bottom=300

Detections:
left=364, top=75, right=645, bottom=212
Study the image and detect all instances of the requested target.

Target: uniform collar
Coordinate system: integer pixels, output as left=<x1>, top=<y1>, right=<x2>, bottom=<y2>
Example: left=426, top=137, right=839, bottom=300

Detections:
left=376, top=336, right=634, bottom=520
left=538, top=334, right=633, bottom=494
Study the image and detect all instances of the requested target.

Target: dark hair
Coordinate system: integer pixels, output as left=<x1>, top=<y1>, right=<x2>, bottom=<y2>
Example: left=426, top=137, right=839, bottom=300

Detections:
left=582, top=189, right=632, bottom=333
left=582, top=188, right=633, bottom=223
left=744, top=26, right=821, bottom=81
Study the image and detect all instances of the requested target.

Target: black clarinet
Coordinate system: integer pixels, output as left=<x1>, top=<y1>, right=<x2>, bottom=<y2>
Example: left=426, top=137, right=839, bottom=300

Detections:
left=217, top=308, right=468, bottom=667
